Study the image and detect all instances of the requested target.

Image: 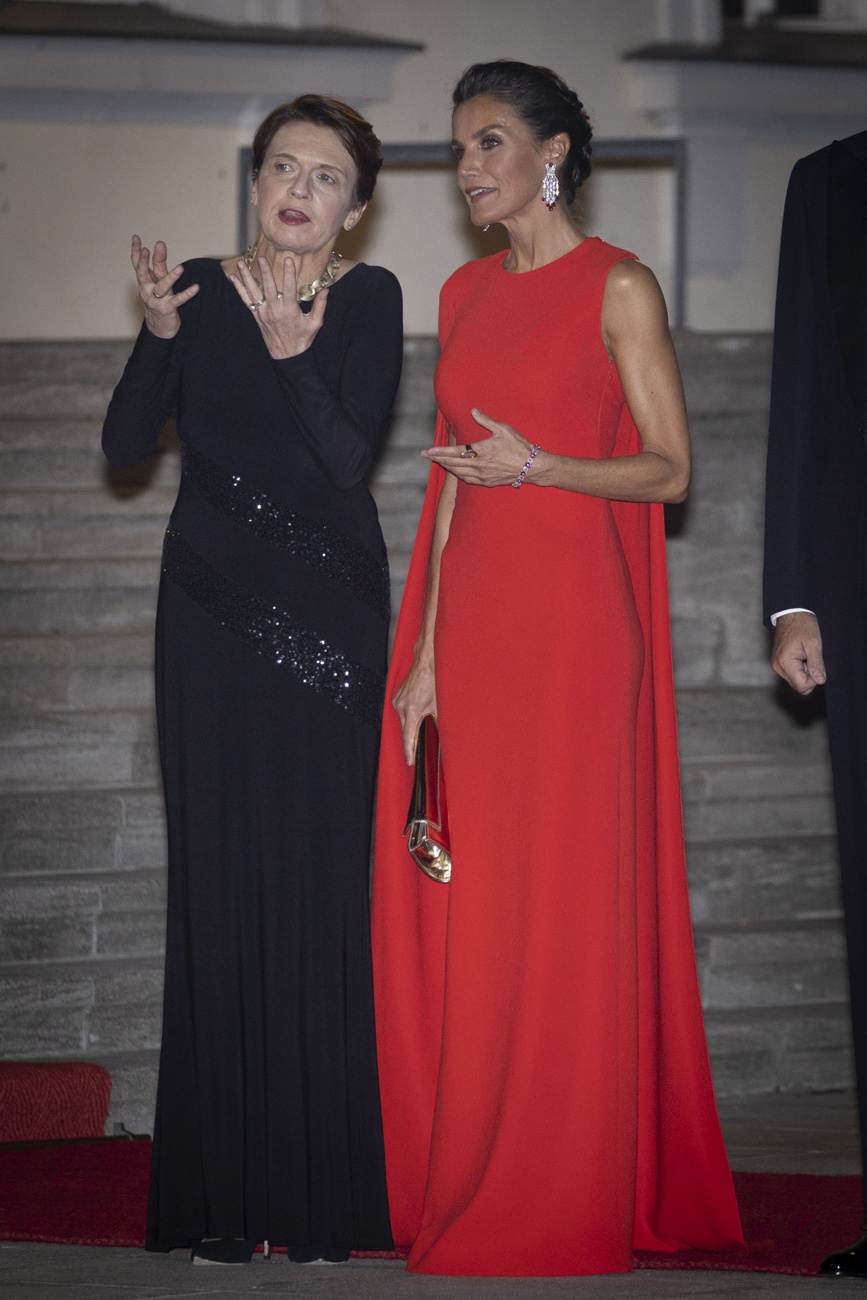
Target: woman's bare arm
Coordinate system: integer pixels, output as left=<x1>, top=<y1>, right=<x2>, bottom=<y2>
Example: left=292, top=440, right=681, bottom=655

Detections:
left=423, top=261, right=691, bottom=505
left=391, top=465, right=458, bottom=764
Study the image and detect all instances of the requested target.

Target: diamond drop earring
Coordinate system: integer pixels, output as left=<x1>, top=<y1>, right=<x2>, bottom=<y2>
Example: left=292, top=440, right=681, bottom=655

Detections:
left=542, top=162, right=559, bottom=211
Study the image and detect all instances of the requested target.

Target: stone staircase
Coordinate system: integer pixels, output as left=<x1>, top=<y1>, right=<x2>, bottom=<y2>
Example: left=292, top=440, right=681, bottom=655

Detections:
left=0, top=334, right=849, bottom=1134
left=670, top=335, right=845, bottom=1097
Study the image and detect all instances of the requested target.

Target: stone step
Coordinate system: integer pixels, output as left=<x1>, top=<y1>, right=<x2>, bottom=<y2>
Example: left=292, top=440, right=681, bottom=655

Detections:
left=687, top=835, right=841, bottom=928
left=1, top=559, right=158, bottom=590
left=0, top=955, right=164, bottom=1061
left=0, top=446, right=180, bottom=491
left=0, top=560, right=161, bottom=639
left=0, top=868, right=166, bottom=966
left=0, top=579, right=412, bottom=639
left=0, top=765, right=840, bottom=924
left=8, top=1004, right=853, bottom=1129
left=704, top=1002, right=853, bottom=1097
left=0, top=441, right=427, bottom=502
left=99, top=1049, right=161, bottom=1136
left=0, top=636, right=153, bottom=714
left=0, top=333, right=772, bottom=412
left=0, top=335, right=435, bottom=391
left=696, top=918, right=848, bottom=1013
left=0, top=833, right=842, bottom=968
left=683, top=778, right=833, bottom=842
left=673, top=410, right=768, bottom=544
left=6, top=334, right=841, bottom=1132
left=4, top=1003, right=854, bottom=1133
left=0, top=414, right=432, bottom=457
left=674, top=332, right=772, bottom=416
left=389, top=338, right=439, bottom=416
left=676, top=686, right=828, bottom=764
left=678, top=687, right=834, bottom=842
left=0, top=490, right=424, bottom=562
left=0, top=683, right=833, bottom=836
left=0, top=877, right=849, bottom=1091
left=0, top=341, right=132, bottom=386
left=0, top=437, right=428, bottom=492
left=0, top=381, right=119, bottom=422
left=0, top=487, right=180, bottom=519
left=0, top=711, right=158, bottom=790
left=0, top=514, right=170, bottom=561
left=0, top=418, right=106, bottom=451
left=0, top=444, right=178, bottom=488
left=0, top=410, right=765, bottom=479
left=0, top=587, right=157, bottom=636
left=0, top=681, right=819, bottom=752
left=0, top=787, right=164, bottom=877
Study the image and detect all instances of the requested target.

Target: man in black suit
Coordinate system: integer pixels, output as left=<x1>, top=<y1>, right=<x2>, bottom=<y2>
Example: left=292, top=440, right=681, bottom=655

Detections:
left=764, top=130, right=867, bottom=1278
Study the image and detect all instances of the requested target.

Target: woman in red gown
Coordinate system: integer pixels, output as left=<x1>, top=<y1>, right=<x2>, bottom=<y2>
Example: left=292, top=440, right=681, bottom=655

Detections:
left=371, top=60, right=743, bottom=1277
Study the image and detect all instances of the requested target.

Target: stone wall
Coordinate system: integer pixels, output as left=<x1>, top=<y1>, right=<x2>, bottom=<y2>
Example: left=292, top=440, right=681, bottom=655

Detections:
left=0, top=335, right=848, bottom=1133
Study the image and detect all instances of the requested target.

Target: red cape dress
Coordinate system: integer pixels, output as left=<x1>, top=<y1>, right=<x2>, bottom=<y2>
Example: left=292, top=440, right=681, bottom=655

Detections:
left=371, top=238, right=743, bottom=1276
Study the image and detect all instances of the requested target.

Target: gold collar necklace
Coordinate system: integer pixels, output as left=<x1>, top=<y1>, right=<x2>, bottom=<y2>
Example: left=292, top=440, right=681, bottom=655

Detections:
left=242, top=242, right=342, bottom=302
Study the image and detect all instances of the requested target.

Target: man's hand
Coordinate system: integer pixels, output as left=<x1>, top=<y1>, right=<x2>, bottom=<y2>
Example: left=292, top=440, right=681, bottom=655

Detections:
left=771, top=611, right=827, bottom=695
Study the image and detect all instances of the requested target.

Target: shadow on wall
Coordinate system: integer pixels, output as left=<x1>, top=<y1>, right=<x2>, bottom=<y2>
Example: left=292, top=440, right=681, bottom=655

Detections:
left=103, top=423, right=179, bottom=498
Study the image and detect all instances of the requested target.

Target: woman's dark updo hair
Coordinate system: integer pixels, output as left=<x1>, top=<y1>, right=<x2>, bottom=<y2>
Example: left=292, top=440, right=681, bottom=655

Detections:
left=452, top=60, right=592, bottom=204
left=251, top=94, right=383, bottom=205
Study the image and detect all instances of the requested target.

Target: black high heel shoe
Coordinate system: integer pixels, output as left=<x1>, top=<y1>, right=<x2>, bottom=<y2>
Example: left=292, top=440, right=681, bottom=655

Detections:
left=191, top=1237, right=262, bottom=1265
left=819, top=1230, right=867, bottom=1277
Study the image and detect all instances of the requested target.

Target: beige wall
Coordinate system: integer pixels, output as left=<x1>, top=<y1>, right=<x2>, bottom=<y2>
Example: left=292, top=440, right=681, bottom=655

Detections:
left=687, top=137, right=833, bottom=332
left=1, top=0, right=677, bottom=341
left=1, top=120, right=240, bottom=339
left=327, top=0, right=677, bottom=333
left=322, top=0, right=661, bottom=141
left=0, top=1, right=834, bottom=339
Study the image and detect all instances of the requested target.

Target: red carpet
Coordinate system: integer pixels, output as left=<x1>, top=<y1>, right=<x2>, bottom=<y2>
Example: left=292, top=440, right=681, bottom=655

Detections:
left=0, top=1063, right=111, bottom=1143
left=0, top=1139, right=860, bottom=1275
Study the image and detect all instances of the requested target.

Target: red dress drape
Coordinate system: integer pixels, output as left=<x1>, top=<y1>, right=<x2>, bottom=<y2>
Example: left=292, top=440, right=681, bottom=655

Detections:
left=371, top=239, right=743, bottom=1276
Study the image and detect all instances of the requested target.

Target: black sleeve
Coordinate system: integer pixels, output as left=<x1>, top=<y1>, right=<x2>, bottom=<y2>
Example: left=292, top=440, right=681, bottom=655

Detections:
left=762, top=161, right=822, bottom=624
left=101, top=264, right=201, bottom=468
left=101, top=327, right=184, bottom=467
left=271, top=268, right=403, bottom=492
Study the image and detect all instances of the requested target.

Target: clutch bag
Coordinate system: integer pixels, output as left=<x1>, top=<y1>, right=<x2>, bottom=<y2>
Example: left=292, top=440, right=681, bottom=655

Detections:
left=404, top=715, right=451, bottom=883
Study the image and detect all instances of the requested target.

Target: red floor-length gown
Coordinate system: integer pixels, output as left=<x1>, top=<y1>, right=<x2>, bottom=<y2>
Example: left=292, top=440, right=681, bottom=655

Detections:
left=371, top=238, right=743, bottom=1276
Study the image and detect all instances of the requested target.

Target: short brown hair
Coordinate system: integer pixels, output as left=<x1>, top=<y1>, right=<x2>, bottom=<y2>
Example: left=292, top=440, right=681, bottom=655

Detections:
left=251, top=95, right=383, bottom=205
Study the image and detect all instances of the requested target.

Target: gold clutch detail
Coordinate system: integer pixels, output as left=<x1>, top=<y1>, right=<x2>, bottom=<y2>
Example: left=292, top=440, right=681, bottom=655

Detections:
left=404, top=715, right=451, bottom=883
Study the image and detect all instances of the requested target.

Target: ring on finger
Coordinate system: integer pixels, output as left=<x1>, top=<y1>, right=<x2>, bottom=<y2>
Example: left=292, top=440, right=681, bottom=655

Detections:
left=459, top=444, right=479, bottom=459
left=248, top=302, right=258, bottom=312
left=276, top=292, right=284, bottom=301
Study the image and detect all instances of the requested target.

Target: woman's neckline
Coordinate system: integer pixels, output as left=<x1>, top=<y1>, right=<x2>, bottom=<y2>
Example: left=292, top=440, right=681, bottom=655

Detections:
left=497, top=236, right=597, bottom=277
left=213, top=256, right=362, bottom=295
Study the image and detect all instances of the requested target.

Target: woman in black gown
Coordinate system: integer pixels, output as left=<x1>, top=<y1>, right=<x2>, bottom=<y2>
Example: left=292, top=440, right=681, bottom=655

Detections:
left=102, top=96, right=401, bottom=1265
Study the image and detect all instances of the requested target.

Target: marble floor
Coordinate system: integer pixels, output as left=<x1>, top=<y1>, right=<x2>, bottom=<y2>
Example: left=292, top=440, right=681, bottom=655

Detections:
left=1, top=1091, right=864, bottom=1300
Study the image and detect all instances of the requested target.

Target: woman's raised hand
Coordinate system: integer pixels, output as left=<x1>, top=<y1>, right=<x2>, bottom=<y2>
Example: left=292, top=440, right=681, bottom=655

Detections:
left=230, top=256, right=328, bottom=360
left=392, top=656, right=438, bottom=766
left=422, top=409, right=537, bottom=487
left=132, top=236, right=199, bottom=339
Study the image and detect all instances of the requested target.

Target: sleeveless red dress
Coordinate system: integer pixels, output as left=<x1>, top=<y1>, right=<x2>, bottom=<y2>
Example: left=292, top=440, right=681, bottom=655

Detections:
left=371, top=238, right=743, bottom=1276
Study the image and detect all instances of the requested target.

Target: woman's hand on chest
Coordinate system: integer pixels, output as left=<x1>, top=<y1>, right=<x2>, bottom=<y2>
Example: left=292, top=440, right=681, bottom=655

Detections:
left=230, top=256, right=327, bottom=359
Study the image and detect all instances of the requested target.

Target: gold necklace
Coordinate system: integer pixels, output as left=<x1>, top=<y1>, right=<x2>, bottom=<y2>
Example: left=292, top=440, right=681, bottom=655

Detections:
left=242, top=242, right=342, bottom=302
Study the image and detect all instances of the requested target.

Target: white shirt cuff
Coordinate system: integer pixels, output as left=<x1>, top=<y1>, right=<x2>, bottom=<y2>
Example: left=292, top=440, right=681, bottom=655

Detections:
left=770, top=607, right=815, bottom=626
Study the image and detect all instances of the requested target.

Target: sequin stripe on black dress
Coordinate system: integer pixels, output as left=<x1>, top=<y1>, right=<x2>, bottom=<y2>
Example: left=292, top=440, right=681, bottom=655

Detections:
left=180, top=442, right=390, bottom=623
left=160, top=528, right=385, bottom=729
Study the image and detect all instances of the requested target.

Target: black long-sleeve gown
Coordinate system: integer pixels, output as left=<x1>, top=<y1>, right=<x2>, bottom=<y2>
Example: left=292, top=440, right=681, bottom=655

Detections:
left=103, top=259, right=402, bottom=1254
